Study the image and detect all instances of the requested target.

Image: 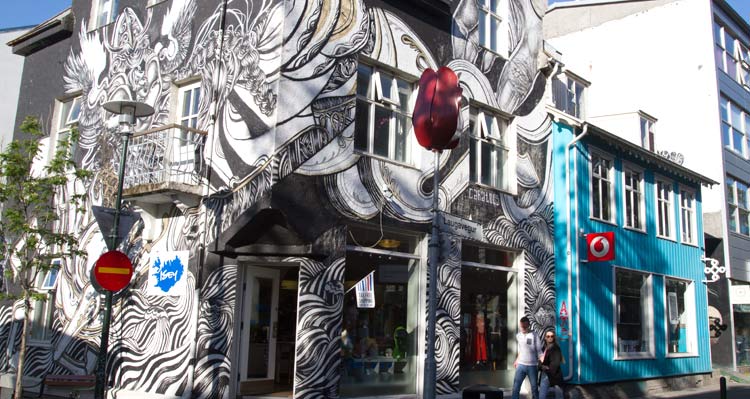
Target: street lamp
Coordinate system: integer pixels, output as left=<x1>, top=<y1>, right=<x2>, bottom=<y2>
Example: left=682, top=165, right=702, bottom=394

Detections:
left=95, top=100, right=154, bottom=399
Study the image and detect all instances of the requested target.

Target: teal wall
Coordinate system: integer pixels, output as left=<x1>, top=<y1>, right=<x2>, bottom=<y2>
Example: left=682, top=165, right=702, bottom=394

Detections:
left=553, top=120, right=712, bottom=384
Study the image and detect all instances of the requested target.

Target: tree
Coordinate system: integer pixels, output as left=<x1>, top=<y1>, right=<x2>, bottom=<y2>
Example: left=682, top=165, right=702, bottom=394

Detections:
left=0, top=116, right=90, bottom=399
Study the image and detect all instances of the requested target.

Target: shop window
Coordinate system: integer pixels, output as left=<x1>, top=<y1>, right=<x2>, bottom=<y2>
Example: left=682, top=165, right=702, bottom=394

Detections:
left=590, top=150, right=614, bottom=223
left=680, top=188, right=697, bottom=245
left=91, top=0, right=118, bottom=29
left=459, top=244, right=518, bottom=389
left=468, top=105, right=513, bottom=191
left=30, top=259, right=61, bottom=342
left=665, top=278, right=697, bottom=355
left=656, top=178, right=674, bottom=239
left=340, top=229, right=419, bottom=397
left=623, top=165, right=645, bottom=231
left=477, top=0, right=508, bottom=56
left=354, top=64, right=415, bottom=164
left=615, top=268, right=654, bottom=358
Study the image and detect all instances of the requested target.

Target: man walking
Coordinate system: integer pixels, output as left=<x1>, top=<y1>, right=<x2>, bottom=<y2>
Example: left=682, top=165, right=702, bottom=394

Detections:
left=512, top=316, right=542, bottom=399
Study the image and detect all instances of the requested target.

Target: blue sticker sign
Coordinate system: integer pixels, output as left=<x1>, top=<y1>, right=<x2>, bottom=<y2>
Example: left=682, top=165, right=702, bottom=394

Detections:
left=147, top=251, right=188, bottom=296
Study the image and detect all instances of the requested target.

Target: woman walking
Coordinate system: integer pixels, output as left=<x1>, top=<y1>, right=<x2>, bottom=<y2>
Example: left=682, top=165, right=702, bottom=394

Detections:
left=538, top=331, right=564, bottom=399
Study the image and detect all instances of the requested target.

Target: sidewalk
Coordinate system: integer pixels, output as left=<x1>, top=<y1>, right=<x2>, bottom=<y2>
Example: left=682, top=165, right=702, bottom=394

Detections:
left=631, top=383, right=750, bottom=399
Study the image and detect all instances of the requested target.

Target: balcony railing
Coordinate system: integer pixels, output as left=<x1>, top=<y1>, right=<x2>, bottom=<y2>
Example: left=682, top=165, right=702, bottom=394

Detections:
left=123, top=124, right=207, bottom=202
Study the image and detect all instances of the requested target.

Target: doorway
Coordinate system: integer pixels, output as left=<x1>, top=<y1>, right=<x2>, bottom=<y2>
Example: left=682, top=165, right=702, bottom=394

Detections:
left=237, top=265, right=299, bottom=397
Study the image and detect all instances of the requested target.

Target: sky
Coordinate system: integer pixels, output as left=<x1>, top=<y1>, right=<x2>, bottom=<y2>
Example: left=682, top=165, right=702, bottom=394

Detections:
left=0, top=0, right=749, bottom=30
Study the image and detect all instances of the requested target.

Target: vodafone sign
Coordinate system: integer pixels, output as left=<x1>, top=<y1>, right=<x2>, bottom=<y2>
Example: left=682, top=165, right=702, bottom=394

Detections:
left=586, top=232, right=615, bottom=262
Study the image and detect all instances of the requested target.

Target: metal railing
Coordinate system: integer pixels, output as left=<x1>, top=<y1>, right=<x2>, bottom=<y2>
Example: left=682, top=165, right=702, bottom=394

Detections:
left=123, top=124, right=207, bottom=191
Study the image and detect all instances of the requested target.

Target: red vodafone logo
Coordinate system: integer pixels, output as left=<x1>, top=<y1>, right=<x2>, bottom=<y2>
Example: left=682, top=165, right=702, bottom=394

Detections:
left=586, top=232, right=615, bottom=262
left=94, top=251, right=133, bottom=292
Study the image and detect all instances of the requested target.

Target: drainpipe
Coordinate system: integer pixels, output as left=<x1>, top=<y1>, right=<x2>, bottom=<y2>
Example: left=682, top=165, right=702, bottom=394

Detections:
left=564, top=122, right=588, bottom=382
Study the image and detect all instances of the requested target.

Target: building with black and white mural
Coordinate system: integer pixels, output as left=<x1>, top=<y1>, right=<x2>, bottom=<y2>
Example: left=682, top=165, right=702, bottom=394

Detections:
left=6, top=0, right=554, bottom=397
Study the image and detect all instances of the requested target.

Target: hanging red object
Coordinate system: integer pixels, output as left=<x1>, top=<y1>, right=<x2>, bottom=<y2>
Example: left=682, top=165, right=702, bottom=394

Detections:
left=412, top=67, right=462, bottom=151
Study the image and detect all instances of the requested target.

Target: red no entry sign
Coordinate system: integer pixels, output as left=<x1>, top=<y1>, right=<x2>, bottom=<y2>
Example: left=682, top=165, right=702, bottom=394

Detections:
left=94, top=250, right=133, bottom=292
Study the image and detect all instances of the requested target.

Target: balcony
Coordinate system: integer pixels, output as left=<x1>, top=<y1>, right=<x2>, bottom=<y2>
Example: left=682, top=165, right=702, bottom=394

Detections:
left=123, top=124, right=207, bottom=203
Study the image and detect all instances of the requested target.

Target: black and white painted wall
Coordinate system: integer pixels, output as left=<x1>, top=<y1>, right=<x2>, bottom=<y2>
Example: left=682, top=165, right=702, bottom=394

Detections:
left=8, top=0, right=553, bottom=397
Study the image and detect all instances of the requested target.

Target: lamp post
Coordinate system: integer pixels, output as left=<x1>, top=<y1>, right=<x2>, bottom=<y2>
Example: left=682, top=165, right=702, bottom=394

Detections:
left=95, top=100, right=154, bottom=399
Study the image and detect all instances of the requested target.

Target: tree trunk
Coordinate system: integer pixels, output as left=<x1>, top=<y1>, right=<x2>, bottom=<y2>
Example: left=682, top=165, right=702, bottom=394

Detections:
left=13, top=295, right=30, bottom=399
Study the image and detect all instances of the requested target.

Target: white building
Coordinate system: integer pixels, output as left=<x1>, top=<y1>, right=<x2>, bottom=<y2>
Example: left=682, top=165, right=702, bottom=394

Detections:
left=545, top=0, right=750, bottom=371
left=0, top=26, right=30, bottom=150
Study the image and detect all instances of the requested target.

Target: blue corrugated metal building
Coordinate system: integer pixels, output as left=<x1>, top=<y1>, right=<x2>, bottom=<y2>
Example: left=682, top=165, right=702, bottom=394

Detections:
left=552, top=119, right=717, bottom=384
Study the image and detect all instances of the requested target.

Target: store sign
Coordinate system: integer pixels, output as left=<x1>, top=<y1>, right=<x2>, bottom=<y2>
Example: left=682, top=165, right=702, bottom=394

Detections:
left=559, top=301, right=570, bottom=338
left=438, top=212, right=483, bottom=241
left=731, top=285, right=750, bottom=305
left=147, top=251, right=188, bottom=296
left=355, top=271, right=375, bottom=308
left=586, top=232, right=615, bottom=262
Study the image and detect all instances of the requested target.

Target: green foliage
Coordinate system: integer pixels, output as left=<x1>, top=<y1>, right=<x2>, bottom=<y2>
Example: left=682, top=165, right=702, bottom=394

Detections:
left=0, top=116, right=91, bottom=300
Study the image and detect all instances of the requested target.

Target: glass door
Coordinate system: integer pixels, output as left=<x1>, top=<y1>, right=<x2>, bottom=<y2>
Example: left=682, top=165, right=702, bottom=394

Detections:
left=239, top=267, right=280, bottom=385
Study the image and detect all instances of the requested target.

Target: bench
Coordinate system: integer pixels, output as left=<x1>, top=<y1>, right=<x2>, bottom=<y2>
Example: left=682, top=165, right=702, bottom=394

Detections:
left=40, top=375, right=95, bottom=399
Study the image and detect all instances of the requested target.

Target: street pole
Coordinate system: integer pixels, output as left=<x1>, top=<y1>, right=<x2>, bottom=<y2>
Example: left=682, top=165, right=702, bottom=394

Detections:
left=424, top=150, right=440, bottom=399
left=94, top=127, right=130, bottom=399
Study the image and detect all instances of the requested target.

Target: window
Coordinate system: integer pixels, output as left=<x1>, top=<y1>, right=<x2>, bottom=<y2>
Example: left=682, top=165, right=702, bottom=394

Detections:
left=680, top=188, right=697, bottom=245
left=551, top=73, right=586, bottom=119
left=477, top=0, right=508, bottom=56
left=355, top=64, right=415, bottom=164
left=727, top=176, right=750, bottom=235
left=714, top=22, right=750, bottom=88
left=459, top=244, right=517, bottom=389
left=665, top=278, right=697, bottom=355
left=623, top=166, right=645, bottom=231
left=640, top=116, right=655, bottom=151
left=720, top=96, right=749, bottom=157
left=92, top=0, right=118, bottom=28
left=656, top=179, right=674, bottom=239
left=30, top=259, right=61, bottom=342
left=340, top=228, right=419, bottom=396
left=590, top=151, right=615, bottom=223
left=615, top=268, right=653, bottom=358
left=468, top=105, right=512, bottom=191
left=54, top=96, right=81, bottom=158
left=178, top=82, right=201, bottom=147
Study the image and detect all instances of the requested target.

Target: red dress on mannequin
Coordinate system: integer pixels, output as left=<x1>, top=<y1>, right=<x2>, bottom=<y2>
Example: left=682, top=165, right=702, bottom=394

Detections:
left=473, top=313, right=487, bottom=363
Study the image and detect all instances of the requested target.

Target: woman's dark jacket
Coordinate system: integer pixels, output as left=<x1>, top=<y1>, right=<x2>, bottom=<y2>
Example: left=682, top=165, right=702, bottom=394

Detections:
left=541, top=342, right=563, bottom=386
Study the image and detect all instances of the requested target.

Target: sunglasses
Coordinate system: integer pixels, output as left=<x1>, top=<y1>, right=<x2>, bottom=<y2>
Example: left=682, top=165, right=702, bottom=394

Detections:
left=545, top=335, right=555, bottom=339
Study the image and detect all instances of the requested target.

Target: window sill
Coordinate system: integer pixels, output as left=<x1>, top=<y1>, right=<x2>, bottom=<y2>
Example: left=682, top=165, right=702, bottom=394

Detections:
left=147, top=0, right=168, bottom=6
left=615, top=353, right=655, bottom=361
left=88, top=21, right=115, bottom=33
left=729, top=231, right=750, bottom=241
left=666, top=352, right=699, bottom=359
left=656, top=234, right=677, bottom=242
left=623, top=226, right=647, bottom=235
left=354, top=151, right=420, bottom=171
left=723, top=146, right=747, bottom=160
left=681, top=240, right=699, bottom=248
left=590, top=216, right=617, bottom=227
left=26, top=340, right=53, bottom=348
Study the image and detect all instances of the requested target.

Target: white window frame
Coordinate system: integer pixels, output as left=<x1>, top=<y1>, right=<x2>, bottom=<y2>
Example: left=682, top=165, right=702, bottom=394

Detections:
left=52, top=96, right=82, bottom=160
left=679, top=186, right=697, bottom=246
left=655, top=176, right=675, bottom=240
left=29, top=259, right=61, bottom=343
left=589, top=148, right=616, bottom=224
left=613, top=267, right=655, bottom=360
left=663, top=277, right=698, bottom=357
left=477, top=0, right=509, bottom=56
left=91, top=0, right=118, bottom=29
left=727, top=175, right=750, bottom=236
left=639, top=114, right=656, bottom=152
left=720, top=96, right=749, bottom=158
left=354, top=63, right=417, bottom=165
left=622, top=163, right=646, bottom=232
left=177, top=81, right=201, bottom=148
left=467, top=102, right=516, bottom=193
left=551, top=71, right=587, bottom=119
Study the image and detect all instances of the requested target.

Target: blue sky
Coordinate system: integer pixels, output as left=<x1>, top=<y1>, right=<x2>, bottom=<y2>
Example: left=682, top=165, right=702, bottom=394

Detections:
left=0, top=0, right=749, bottom=30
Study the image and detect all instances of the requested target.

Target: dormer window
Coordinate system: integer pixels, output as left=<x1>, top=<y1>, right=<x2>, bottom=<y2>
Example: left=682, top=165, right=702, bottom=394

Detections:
left=551, top=72, right=587, bottom=119
left=639, top=113, right=656, bottom=151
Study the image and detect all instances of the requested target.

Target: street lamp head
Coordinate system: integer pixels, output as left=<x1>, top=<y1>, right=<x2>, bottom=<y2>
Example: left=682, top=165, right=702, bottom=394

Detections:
left=103, top=100, right=155, bottom=132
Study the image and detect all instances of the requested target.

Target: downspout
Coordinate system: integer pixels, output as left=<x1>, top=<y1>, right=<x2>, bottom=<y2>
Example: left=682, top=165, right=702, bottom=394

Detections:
left=185, top=0, right=229, bottom=397
left=564, top=122, right=588, bottom=382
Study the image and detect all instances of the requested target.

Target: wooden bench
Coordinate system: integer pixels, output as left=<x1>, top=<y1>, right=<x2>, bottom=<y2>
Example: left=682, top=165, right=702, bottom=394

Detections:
left=40, top=375, right=95, bottom=398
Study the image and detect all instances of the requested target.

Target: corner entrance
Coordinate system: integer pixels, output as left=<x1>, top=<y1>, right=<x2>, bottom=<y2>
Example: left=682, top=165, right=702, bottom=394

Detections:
left=237, top=264, right=299, bottom=397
